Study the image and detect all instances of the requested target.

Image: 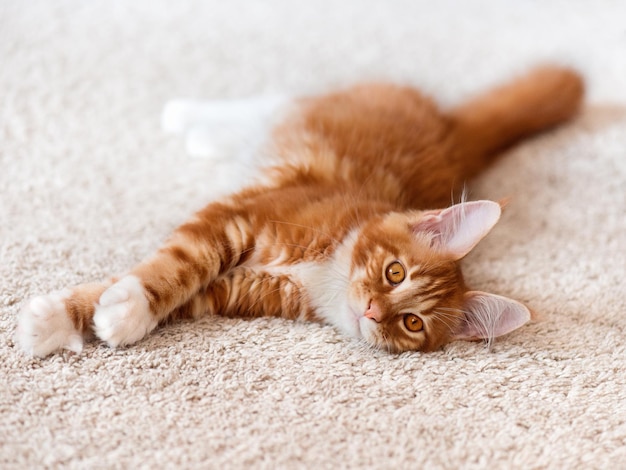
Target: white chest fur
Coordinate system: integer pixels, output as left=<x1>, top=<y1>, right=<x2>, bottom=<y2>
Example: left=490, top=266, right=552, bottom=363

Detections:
left=245, top=230, right=362, bottom=337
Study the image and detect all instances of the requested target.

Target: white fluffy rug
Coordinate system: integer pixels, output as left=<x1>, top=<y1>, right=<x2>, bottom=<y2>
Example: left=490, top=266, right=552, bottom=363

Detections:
left=2, top=1, right=625, bottom=467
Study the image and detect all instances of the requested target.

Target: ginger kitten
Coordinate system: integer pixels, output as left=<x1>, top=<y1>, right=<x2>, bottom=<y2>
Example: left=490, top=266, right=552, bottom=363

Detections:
left=16, top=66, right=583, bottom=356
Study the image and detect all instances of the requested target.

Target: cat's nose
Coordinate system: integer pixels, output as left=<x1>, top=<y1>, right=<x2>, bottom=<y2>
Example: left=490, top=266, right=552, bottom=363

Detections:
left=364, top=301, right=382, bottom=322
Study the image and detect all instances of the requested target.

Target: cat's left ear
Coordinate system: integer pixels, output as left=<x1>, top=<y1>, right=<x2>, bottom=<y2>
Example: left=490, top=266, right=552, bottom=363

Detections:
left=412, top=200, right=501, bottom=260
left=454, top=291, right=531, bottom=342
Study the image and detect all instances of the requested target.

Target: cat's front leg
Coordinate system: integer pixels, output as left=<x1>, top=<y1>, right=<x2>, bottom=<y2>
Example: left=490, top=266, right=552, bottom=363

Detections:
left=92, top=207, right=255, bottom=347
left=17, top=276, right=158, bottom=356
left=18, top=205, right=254, bottom=356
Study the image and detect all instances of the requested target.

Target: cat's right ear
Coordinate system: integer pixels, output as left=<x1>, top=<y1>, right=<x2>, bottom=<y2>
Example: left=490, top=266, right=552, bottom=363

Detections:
left=411, top=200, right=501, bottom=260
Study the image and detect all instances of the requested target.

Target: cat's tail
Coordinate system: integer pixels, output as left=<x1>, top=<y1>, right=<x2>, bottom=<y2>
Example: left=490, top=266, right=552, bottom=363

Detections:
left=448, top=66, right=584, bottom=176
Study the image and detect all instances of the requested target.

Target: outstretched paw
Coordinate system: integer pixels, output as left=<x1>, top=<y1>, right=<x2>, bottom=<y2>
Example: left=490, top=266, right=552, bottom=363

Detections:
left=16, top=290, right=83, bottom=357
left=93, top=275, right=157, bottom=347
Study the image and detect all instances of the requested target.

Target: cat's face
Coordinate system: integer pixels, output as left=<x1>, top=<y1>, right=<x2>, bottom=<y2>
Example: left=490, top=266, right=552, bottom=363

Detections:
left=334, top=201, right=530, bottom=352
left=346, top=212, right=466, bottom=352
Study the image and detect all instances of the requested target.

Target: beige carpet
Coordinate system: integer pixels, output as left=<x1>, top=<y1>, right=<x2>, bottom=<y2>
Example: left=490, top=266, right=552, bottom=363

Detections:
left=2, top=1, right=625, bottom=468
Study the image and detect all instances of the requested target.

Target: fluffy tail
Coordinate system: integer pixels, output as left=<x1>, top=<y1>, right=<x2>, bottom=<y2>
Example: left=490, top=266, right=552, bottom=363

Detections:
left=449, top=66, right=584, bottom=176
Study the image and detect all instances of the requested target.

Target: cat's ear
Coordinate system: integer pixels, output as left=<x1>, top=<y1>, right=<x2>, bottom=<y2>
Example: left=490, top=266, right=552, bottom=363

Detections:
left=454, top=291, right=531, bottom=342
left=412, top=200, right=501, bottom=260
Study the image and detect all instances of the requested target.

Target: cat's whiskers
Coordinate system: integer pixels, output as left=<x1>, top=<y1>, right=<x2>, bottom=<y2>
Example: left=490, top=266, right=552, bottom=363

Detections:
left=432, top=309, right=461, bottom=335
left=382, top=333, right=396, bottom=353
left=359, top=337, right=380, bottom=354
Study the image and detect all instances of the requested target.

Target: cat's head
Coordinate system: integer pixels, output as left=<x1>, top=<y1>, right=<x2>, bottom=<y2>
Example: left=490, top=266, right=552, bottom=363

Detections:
left=346, top=200, right=530, bottom=352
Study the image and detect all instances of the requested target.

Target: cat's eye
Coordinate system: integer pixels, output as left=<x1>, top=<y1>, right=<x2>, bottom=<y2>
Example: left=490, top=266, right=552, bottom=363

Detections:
left=403, top=314, right=423, bottom=332
left=385, top=261, right=406, bottom=285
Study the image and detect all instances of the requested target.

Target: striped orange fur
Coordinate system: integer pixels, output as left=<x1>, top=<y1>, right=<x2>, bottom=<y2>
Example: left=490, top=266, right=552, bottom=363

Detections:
left=17, top=66, right=584, bottom=357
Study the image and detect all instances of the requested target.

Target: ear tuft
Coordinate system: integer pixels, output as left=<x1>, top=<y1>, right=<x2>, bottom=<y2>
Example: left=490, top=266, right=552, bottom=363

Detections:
left=412, top=200, right=501, bottom=260
left=455, top=291, right=531, bottom=347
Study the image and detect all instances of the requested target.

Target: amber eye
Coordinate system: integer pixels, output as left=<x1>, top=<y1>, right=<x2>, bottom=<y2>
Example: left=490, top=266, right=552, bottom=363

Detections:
left=403, top=314, right=423, bottom=332
left=385, top=261, right=406, bottom=285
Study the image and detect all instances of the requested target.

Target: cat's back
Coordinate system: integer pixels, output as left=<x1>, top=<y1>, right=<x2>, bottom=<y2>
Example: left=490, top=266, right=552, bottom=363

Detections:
left=275, top=83, right=447, bottom=162
left=268, top=82, right=453, bottom=208
left=298, top=83, right=447, bottom=158
left=268, top=67, right=583, bottom=210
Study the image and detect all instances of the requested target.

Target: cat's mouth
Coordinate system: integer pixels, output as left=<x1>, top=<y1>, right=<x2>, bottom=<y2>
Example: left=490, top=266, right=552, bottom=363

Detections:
left=348, top=302, right=375, bottom=339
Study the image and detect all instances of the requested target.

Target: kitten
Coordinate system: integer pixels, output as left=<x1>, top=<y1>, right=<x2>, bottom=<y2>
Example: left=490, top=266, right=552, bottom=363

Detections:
left=16, top=66, right=583, bottom=357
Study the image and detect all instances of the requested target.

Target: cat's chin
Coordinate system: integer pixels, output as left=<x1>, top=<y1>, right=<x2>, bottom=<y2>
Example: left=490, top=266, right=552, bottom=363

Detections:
left=357, top=319, right=380, bottom=348
left=328, top=305, right=365, bottom=339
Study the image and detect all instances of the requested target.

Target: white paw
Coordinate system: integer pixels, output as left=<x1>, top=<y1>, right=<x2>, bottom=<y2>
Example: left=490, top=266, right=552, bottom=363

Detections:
left=16, top=289, right=83, bottom=357
left=162, top=95, right=289, bottom=148
left=93, top=275, right=157, bottom=347
left=161, top=99, right=197, bottom=134
left=185, top=124, right=245, bottom=159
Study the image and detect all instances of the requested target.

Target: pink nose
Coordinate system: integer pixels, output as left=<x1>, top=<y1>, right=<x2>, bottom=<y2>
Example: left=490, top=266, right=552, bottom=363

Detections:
left=364, top=301, right=383, bottom=322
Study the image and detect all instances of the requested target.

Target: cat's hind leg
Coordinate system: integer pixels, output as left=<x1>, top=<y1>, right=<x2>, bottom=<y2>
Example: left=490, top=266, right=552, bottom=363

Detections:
left=161, top=95, right=289, bottom=159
